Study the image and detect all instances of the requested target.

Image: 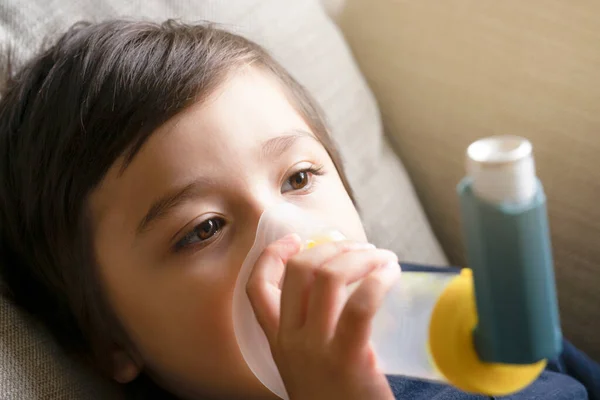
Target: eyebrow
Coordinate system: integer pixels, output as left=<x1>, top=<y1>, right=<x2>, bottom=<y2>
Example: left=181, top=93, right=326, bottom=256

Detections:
left=261, top=130, right=315, bottom=160
left=136, top=129, right=317, bottom=236
left=136, top=179, right=211, bottom=236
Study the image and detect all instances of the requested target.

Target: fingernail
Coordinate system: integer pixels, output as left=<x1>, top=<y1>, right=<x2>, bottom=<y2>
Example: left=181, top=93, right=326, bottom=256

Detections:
left=381, top=249, right=399, bottom=262
left=280, top=233, right=300, bottom=246
left=380, top=260, right=399, bottom=270
left=376, top=261, right=401, bottom=280
left=347, top=242, right=376, bottom=251
left=281, top=233, right=297, bottom=241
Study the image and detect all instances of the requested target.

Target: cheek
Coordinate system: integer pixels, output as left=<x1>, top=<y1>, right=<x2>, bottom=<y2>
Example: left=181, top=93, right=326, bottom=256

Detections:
left=97, top=240, right=242, bottom=378
left=135, top=277, right=244, bottom=394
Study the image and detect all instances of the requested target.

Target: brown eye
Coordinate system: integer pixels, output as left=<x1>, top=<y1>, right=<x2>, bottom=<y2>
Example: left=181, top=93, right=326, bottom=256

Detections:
left=281, top=167, right=323, bottom=194
left=289, top=171, right=309, bottom=190
left=197, top=219, right=221, bottom=240
left=175, top=217, right=225, bottom=250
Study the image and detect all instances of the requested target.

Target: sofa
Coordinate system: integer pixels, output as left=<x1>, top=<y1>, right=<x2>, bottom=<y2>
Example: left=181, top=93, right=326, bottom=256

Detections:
left=1, top=0, right=598, bottom=398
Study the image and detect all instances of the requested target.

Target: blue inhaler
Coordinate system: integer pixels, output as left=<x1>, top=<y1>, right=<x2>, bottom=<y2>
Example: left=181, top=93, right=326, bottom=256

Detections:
left=445, top=135, right=563, bottom=391
left=458, top=136, right=562, bottom=362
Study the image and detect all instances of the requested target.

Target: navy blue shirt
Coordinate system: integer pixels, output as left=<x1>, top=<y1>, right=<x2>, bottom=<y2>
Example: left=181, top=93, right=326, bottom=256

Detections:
left=389, top=264, right=600, bottom=400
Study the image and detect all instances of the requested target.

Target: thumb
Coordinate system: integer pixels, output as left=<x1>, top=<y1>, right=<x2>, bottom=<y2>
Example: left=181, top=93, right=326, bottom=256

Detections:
left=246, top=234, right=302, bottom=343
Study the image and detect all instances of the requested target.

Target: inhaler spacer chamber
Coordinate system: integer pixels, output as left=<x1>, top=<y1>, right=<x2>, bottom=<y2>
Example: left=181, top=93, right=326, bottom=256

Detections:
left=232, top=136, right=562, bottom=399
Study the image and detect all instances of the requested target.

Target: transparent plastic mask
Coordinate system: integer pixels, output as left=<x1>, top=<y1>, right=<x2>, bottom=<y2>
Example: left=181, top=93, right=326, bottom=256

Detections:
left=232, top=203, right=344, bottom=398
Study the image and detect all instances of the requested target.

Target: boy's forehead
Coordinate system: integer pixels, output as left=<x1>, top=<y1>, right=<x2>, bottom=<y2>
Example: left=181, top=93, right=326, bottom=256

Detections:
left=101, top=67, right=308, bottom=174
left=148, top=67, right=309, bottom=147
left=88, top=67, right=316, bottom=231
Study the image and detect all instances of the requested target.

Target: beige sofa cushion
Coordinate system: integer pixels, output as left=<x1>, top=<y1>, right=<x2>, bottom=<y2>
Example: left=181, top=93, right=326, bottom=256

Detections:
left=0, top=0, right=446, bottom=398
left=339, top=0, right=600, bottom=360
left=0, top=296, right=118, bottom=398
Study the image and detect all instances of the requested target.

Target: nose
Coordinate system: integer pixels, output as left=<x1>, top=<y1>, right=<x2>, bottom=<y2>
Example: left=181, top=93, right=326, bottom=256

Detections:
left=235, top=192, right=286, bottom=245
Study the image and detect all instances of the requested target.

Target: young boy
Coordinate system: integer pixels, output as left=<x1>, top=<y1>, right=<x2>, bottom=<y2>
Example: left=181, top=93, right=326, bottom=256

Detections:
left=0, top=20, right=598, bottom=399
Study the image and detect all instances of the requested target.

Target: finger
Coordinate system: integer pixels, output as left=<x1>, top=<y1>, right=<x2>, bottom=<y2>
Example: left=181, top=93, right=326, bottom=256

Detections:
left=246, top=234, right=302, bottom=344
left=307, top=249, right=398, bottom=343
left=279, top=240, right=375, bottom=334
left=292, top=240, right=376, bottom=275
left=334, top=261, right=401, bottom=359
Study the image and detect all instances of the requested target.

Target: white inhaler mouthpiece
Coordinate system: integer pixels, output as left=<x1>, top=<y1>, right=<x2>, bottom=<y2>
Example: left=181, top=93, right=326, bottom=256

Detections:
left=232, top=203, right=459, bottom=399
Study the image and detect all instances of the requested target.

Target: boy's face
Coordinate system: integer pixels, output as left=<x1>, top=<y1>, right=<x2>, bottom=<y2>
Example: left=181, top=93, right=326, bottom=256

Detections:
left=89, top=68, right=366, bottom=399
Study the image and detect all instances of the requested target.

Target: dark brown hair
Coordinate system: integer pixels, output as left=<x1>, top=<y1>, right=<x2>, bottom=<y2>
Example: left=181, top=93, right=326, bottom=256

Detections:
left=0, top=19, right=353, bottom=396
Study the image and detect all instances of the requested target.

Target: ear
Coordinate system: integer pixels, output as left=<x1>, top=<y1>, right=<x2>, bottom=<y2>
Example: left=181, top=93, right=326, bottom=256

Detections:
left=111, top=348, right=143, bottom=383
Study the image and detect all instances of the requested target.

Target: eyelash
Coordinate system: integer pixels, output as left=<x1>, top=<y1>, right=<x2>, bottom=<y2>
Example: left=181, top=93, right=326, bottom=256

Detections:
left=173, top=216, right=225, bottom=252
left=173, top=165, right=325, bottom=252
left=281, top=164, right=324, bottom=194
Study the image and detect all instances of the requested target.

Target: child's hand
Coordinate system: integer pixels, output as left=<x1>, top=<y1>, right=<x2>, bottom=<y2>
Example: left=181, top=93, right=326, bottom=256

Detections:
left=246, top=234, right=400, bottom=400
